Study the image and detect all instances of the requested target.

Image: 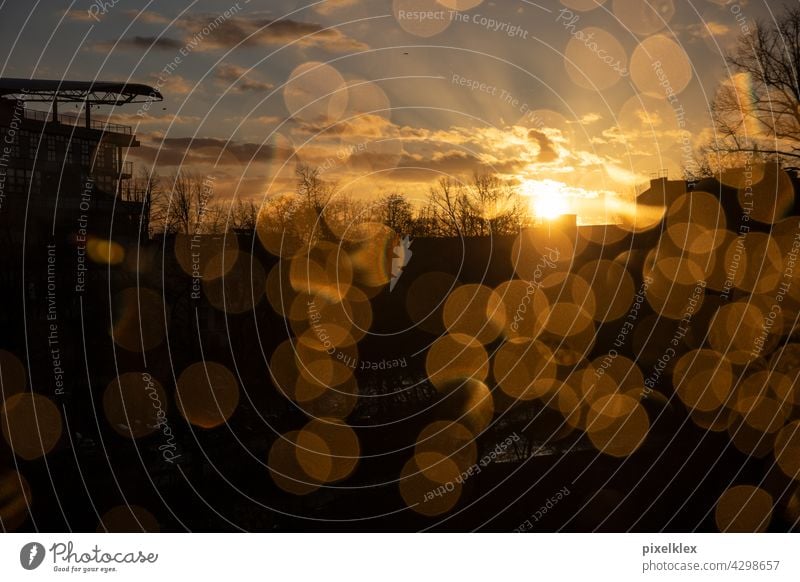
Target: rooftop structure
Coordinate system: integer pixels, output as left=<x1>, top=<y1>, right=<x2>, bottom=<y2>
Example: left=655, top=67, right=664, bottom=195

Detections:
left=0, top=78, right=162, bottom=240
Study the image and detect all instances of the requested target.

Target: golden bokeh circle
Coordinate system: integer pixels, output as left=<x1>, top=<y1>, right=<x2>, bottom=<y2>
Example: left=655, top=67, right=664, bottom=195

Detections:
left=283, top=62, right=348, bottom=124
left=268, top=431, right=323, bottom=496
left=289, top=241, right=353, bottom=302
left=564, top=27, right=628, bottom=90
left=265, top=261, right=294, bottom=317
left=708, top=301, right=771, bottom=365
left=399, top=456, right=461, bottom=516
left=435, top=377, right=495, bottom=436
left=176, top=362, right=240, bottom=429
left=493, top=338, right=557, bottom=401
left=294, top=430, right=333, bottom=483
left=742, top=163, right=794, bottom=224
left=737, top=233, right=782, bottom=294
left=103, top=373, right=168, bottom=439
left=613, top=0, right=675, bottom=35
left=426, top=333, right=489, bottom=391
left=0, top=470, right=31, bottom=531
left=666, top=191, right=726, bottom=236
left=174, top=233, right=239, bottom=281
left=673, top=350, right=733, bottom=412
left=577, top=260, right=635, bottom=322
left=296, top=418, right=360, bottom=483
left=98, top=505, right=160, bottom=532
left=111, top=288, right=166, bottom=352
left=416, top=420, right=477, bottom=474
left=630, top=34, right=692, bottom=99
left=414, top=451, right=463, bottom=485
left=494, top=279, right=549, bottom=340
left=256, top=197, right=306, bottom=259
left=560, top=0, right=606, bottom=11
left=393, top=0, right=453, bottom=38
left=774, top=421, right=800, bottom=481
left=591, top=355, right=644, bottom=399
left=344, top=222, right=396, bottom=293
left=586, top=394, right=649, bottom=457
left=537, top=301, right=594, bottom=337
left=0, top=350, right=26, bottom=400
left=436, top=0, right=483, bottom=10
left=1, top=393, right=62, bottom=460
left=715, top=485, right=773, bottom=532
left=443, top=284, right=506, bottom=344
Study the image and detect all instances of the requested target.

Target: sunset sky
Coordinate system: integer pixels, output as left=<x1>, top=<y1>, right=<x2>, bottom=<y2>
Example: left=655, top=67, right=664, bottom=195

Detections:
left=0, top=0, right=776, bottom=222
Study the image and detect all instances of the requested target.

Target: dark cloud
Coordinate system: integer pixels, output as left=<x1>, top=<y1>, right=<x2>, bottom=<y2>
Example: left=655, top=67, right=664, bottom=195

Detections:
left=314, top=0, right=359, bottom=16
left=91, top=35, right=183, bottom=51
left=382, top=152, right=525, bottom=182
left=132, top=137, right=292, bottom=167
left=215, top=63, right=274, bottom=93
left=177, top=14, right=368, bottom=52
left=123, top=11, right=171, bottom=24
left=94, top=15, right=368, bottom=54
left=293, top=115, right=393, bottom=138
left=65, top=9, right=97, bottom=22
left=528, top=129, right=558, bottom=163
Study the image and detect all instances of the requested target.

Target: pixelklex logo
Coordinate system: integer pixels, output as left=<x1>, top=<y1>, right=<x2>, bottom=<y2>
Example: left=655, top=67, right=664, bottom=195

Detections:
left=20, top=542, right=46, bottom=570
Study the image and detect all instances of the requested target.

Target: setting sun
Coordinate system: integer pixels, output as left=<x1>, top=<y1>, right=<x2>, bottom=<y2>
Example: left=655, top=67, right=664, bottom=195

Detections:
left=521, top=179, right=571, bottom=220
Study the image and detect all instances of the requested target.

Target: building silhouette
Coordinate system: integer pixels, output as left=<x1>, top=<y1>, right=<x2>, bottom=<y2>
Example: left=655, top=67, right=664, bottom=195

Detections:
left=0, top=79, right=162, bottom=243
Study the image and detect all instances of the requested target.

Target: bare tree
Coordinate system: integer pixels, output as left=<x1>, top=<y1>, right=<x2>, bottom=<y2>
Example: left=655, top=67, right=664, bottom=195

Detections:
left=323, top=194, right=371, bottom=238
left=259, top=192, right=301, bottom=232
left=149, top=171, right=215, bottom=234
left=428, top=177, right=462, bottom=236
left=294, top=164, right=339, bottom=241
left=253, top=167, right=529, bottom=240
left=708, top=6, right=800, bottom=168
left=377, top=192, right=415, bottom=234
left=409, top=203, right=436, bottom=237
left=296, top=164, right=334, bottom=212
left=469, top=172, right=527, bottom=235
left=171, top=171, right=196, bottom=234
left=198, top=203, right=228, bottom=234
left=123, top=167, right=159, bottom=203
left=424, top=174, right=527, bottom=236
left=230, top=200, right=259, bottom=232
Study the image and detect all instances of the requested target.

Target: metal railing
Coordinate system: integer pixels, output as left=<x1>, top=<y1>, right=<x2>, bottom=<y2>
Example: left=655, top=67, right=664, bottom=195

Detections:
left=118, top=186, right=149, bottom=203
left=23, top=108, right=132, bottom=135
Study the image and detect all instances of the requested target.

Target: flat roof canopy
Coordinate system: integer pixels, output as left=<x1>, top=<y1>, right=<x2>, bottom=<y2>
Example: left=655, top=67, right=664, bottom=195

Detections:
left=0, top=78, right=163, bottom=104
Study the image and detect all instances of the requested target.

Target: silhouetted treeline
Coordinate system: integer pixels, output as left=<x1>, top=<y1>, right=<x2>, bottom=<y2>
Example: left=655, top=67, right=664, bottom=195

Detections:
left=138, top=164, right=531, bottom=239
